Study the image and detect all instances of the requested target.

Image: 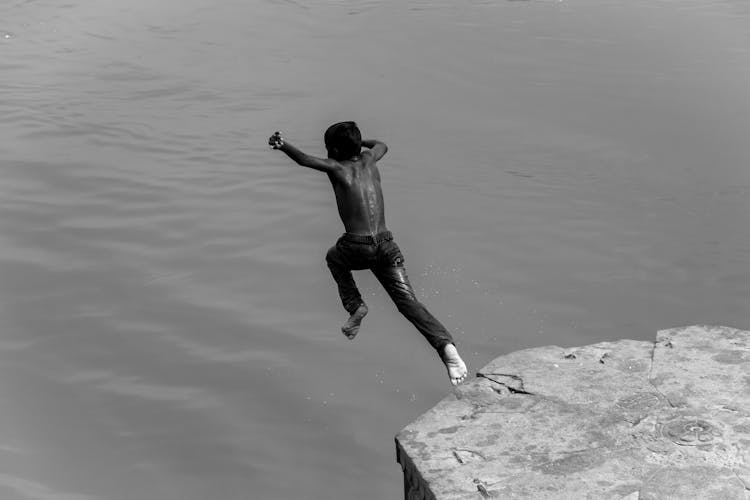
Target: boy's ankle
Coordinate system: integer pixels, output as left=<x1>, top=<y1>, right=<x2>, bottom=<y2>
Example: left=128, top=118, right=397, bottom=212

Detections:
left=441, top=343, right=457, bottom=357
left=348, top=303, right=367, bottom=314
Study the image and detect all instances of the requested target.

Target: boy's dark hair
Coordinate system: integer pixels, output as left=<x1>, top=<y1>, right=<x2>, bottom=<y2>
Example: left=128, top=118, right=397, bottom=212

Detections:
left=324, top=121, right=362, bottom=161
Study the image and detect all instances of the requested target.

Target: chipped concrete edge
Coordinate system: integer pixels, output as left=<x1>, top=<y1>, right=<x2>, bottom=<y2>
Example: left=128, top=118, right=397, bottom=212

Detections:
left=396, top=436, right=438, bottom=500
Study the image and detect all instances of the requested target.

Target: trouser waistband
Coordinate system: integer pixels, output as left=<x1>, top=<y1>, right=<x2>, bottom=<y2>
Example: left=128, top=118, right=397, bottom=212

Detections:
left=341, top=231, right=393, bottom=245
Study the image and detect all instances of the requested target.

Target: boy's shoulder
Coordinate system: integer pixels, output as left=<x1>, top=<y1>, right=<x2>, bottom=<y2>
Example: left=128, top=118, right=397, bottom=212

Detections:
left=359, top=150, right=380, bottom=165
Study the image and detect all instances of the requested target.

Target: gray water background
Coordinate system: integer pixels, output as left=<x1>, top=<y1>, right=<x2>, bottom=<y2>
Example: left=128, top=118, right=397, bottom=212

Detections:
left=1, top=0, right=749, bottom=498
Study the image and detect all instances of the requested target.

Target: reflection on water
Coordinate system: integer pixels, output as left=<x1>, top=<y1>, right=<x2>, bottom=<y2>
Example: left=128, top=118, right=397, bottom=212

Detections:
left=1, top=0, right=749, bottom=498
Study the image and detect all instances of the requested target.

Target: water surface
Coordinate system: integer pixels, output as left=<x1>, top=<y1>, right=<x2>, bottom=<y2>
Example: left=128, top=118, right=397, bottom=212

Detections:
left=1, top=0, right=749, bottom=498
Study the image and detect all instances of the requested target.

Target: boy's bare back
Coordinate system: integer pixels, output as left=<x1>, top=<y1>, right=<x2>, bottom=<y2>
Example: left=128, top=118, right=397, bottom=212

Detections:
left=326, top=152, right=387, bottom=235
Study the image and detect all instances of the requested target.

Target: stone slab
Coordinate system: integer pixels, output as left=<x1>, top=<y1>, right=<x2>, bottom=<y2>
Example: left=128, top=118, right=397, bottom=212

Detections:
left=396, top=325, right=750, bottom=499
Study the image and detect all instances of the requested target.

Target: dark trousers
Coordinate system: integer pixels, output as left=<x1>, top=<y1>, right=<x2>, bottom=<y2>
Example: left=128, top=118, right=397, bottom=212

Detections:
left=325, top=231, right=454, bottom=353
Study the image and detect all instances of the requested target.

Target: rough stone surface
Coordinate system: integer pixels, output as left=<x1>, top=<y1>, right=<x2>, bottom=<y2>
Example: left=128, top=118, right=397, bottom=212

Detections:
left=395, top=325, right=750, bottom=499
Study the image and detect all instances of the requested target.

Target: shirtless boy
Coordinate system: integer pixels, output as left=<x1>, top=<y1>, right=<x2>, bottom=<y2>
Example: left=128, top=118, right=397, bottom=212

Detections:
left=268, top=122, right=467, bottom=385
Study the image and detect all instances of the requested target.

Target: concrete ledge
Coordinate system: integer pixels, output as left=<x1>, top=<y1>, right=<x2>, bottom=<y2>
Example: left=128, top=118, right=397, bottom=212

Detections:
left=395, top=325, right=750, bottom=499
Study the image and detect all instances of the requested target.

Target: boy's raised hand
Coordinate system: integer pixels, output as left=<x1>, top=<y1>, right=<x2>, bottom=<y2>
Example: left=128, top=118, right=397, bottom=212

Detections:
left=268, top=131, right=285, bottom=150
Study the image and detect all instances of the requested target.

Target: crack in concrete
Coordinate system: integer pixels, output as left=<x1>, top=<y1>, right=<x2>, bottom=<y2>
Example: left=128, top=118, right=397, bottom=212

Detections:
left=476, top=483, right=490, bottom=498
left=452, top=448, right=487, bottom=466
left=647, top=340, right=676, bottom=408
left=477, top=372, right=534, bottom=395
left=732, top=470, right=750, bottom=491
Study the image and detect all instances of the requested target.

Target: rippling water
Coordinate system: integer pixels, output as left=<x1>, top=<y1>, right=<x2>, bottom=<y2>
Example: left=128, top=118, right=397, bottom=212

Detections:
left=1, top=1, right=749, bottom=498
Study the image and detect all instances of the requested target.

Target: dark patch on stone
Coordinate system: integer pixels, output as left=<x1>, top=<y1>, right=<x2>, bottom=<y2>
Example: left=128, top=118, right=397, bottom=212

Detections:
left=535, top=450, right=600, bottom=475
left=472, top=394, right=540, bottom=416
left=438, top=426, right=459, bottom=434
left=712, top=351, right=748, bottom=364
left=498, top=397, right=523, bottom=410
left=475, top=434, right=500, bottom=447
left=661, top=418, right=722, bottom=446
left=406, top=440, right=429, bottom=455
left=616, top=392, right=663, bottom=412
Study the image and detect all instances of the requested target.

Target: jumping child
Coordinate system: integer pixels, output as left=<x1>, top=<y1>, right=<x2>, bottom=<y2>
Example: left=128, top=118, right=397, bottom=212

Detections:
left=268, top=122, right=467, bottom=385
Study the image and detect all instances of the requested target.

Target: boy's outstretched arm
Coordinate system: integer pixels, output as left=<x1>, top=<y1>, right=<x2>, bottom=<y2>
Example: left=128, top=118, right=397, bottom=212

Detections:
left=361, top=139, right=388, bottom=161
left=268, top=131, right=340, bottom=173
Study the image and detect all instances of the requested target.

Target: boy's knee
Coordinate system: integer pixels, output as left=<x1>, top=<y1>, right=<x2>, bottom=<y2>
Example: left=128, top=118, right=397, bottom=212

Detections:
left=389, top=282, right=418, bottom=304
left=325, top=246, right=338, bottom=265
left=394, top=296, right=420, bottom=315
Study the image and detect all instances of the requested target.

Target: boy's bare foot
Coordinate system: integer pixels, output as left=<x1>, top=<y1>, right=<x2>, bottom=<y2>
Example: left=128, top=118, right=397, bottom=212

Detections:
left=342, top=304, right=368, bottom=339
left=441, top=344, right=468, bottom=386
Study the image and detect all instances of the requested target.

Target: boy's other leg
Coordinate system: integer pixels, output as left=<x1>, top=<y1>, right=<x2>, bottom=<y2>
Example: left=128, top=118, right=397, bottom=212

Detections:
left=326, top=243, right=368, bottom=339
left=373, top=262, right=467, bottom=385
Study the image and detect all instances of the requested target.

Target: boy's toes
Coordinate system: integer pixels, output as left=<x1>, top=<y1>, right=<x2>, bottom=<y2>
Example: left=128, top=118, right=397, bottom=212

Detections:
left=341, top=304, right=368, bottom=340
left=450, top=372, right=467, bottom=386
left=341, top=327, right=358, bottom=340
